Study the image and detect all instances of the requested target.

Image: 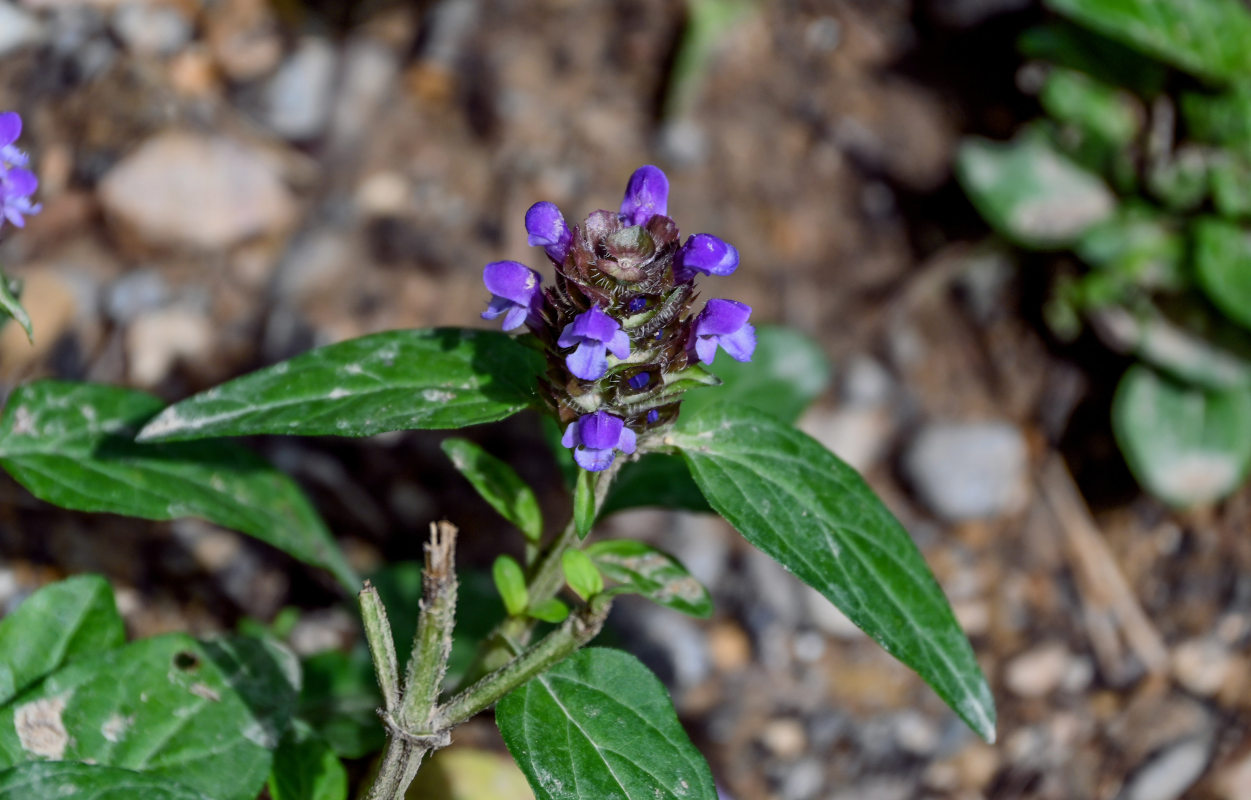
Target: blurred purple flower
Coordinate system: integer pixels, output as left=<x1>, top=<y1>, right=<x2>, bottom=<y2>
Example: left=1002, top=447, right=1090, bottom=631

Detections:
left=619, top=165, right=669, bottom=227
left=692, top=299, right=755, bottom=364
left=557, top=305, right=630, bottom=380
left=674, top=233, right=739, bottom=282
left=0, top=112, right=40, bottom=230
left=481, top=260, right=542, bottom=331
left=525, top=201, right=572, bottom=264
left=561, top=410, right=637, bottom=471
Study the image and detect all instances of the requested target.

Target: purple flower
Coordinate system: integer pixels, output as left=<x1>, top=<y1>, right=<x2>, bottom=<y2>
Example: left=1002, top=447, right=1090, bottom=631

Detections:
left=525, top=201, right=572, bottom=264
left=674, top=233, right=738, bottom=282
left=692, top=299, right=756, bottom=364
left=557, top=305, right=631, bottom=381
left=481, top=260, right=542, bottom=331
left=0, top=112, right=39, bottom=230
left=561, top=410, right=637, bottom=471
left=619, top=165, right=669, bottom=227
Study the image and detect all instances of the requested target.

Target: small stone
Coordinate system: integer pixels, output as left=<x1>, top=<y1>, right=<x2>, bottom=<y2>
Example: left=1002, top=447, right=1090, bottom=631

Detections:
left=99, top=132, right=297, bottom=250
left=287, top=608, right=355, bottom=656
left=111, top=2, right=191, bottom=56
left=801, top=584, right=864, bottom=640
left=840, top=355, right=895, bottom=406
left=894, top=710, right=940, bottom=756
left=0, top=1, right=43, bottom=56
left=800, top=406, right=893, bottom=472
left=125, top=306, right=214, bottom=386
left=1123, top=737, right=1213, bottom=800
left=1172, top=636, right=1233, bottom=697
left=1214, top=750, right=1251, bottom=800
left=611, top=598, right=709, bottom=696
left=1005, top=642, right=1072, bottom=698
left=779, top=757, right=823, bottom=800
left=259, top=36, right=338, bottom=140
left=759, top=718, right=807, bottom=760
left=204, top=0, right=282, bottom=82
left=902, top=420, right=1030, bottom=521
left=104, top=269, right=167, bottom=323
left=707, top=620, right=752, bottom=673
left=744, top=548, right=804, bottom=629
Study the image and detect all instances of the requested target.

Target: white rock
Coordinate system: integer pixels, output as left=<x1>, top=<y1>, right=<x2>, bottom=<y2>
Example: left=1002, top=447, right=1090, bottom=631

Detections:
left=0, top=2, right=43, bottom=56
left=1123, top=737, right=1213, bottom=800
left=1172, top=636, right=1234, bottom=697
left=260, top=36, right=338, bottom=140
left=800, top=406, right=893, bottom=472
left=111, top=2, right=191, bottom=56
left=99, top=132, right=297, bottom=250
left=801, top=584, right=864, bottom=640
left=902, top=420, right=1030, bottom=521
left=1005, top=642, right=1071, bottom=698
left=126, top=306, right=213, bottom=385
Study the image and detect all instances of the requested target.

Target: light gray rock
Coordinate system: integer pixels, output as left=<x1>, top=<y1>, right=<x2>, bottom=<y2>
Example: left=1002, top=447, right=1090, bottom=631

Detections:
left=902, top=420, right=1029, bottom=521
left=99, top=132, right=297, bottom=250
left=1005, top=642, right=1073, bottom=698
left=261, top=36, right=338, bottom=141
left=1122, top=737, right=1213, bottom=800
left=610, top=598, right=710, bottom=696
left=111, top=2, right=191, bottom=56
left=0, top=2, right=43, bottom=56
left=104, top=269, right=168, bottom=323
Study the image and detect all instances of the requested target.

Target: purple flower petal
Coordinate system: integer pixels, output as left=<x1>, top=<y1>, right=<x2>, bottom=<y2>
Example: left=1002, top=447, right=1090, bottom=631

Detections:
left=579, top=410, right=624, bottom=449
left=574, top=445, right=617, bottom=472
left=628, top=373, right=650, bottom=389
left=483, top=260, right=541, bottom=305
left=567, top=341, right=608, bottom=381
left=606, top=328, right=631, bottom=359
left=525, top=201, right=572, bottom=263
left=719, top=322, right=756, bottom=362
left=694, top=335, right=719, bottom=364
left=501, top=303, right=530, bottom=331
left=619, top=165, right=669, bottom=227
left=561, top=423, right=578, bottom=449
left=481, top=295, right=513, bottom=321
left=3, top=167, right=37, bottom=197
left=0, top=113, right=20, bottom=149
left=618, top=426, right=637, bottom=454
left=695, top=299, right=752, bottom=336
left=675, top=234, right=739, bottom=282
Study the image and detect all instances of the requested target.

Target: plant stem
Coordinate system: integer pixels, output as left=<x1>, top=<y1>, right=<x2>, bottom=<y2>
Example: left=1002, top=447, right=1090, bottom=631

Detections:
left=433, top=598, right=611, bottom=728
left=358, top=581, right=400, bottom=714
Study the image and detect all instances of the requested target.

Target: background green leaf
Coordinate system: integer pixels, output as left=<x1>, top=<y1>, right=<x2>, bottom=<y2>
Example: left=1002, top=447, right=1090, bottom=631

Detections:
left=0, top=575, right=124, bottom=706
left=496, top=648, right=716, bottom=800
left=1112, top=365, right=1251, bottom=506
left=0, top=762, right=216, bottom=800
left=1045, top=0, right=1251, bottom=83
left=673, top=404, right=995, bottom=742
left=297, top=649, right=383, bottom=759
left=442, top=438, right=543, bottom=541
left=0, top=380, right=356, bottom=590
left=956, top=133, right=1115, bottom=250
left=0, top=276, right=31, bottom=344
left=0, top=634, right=296, bottom=800
left=267, top=721, right=347, bottom=800
left=137, top=328, right=544, bottom=442
left=1194, top=218, right=1251, bottom=330
left=587, top=540, right=712, bottom=618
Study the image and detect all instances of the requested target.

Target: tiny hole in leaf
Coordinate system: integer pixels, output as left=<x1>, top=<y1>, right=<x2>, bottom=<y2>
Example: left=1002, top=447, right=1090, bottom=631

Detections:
left=173, top=651, right=200, bottom=671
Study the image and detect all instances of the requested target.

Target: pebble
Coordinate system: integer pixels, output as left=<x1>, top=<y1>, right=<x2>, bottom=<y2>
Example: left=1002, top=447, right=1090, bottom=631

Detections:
left=1214, top=750, right=1251, bottom=800
left=1171, top=636, right=1234, bottom=697
left=99, top=132, right=297, bottom=250
left=1005, top=641, right=1073, bottom=698
left=800, top=406, right=893, bottom=472
left=706, top=620, right=752, bottom=673
left=743, top=548, right=804, bottom=629
left=759, top=717, right=807, bottom=760
left=260, top=36, right=338, bottom=141
left=0, top=1, right=42, bottom=56
left=779, top=756, right=823, bottom=800
left=610, top=598, right=710, bottom=696
left=801, top=584, right=865, bottom=640
left=901, top=420, right=1030, bottom=521
left=111, top=2, right=191, bottom=56
left=1122, top=737, right=1213, bottom=800
left=104, top=269, right=168, bottom=323
left=840, top=355, right=895, bottom=406
left=125, top=306, right=214, bottom=386
left=893, top=709, right=940, bottom=756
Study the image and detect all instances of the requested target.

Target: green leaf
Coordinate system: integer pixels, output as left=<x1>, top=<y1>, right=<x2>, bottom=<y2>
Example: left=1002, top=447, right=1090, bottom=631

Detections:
left=442, top=438, right=543, bottom=541
left=0, top=575, right=124, bottom=706
left=1075, top=204, right=1186, bottom=290
left=0, top=276, right=31, bottom=345
left=1183, top=87, right=1251, bottom=156
left=136, top=328, right=544, bottom=442
left=602, top=454, right=710, bottom=516
left=1113, top=365, right=1251, bottom=507
left=672, top=405, right=996, bottom=742
left=560, top=550, right=603, bottom=602
left=0, top=380, right=357, bottom=590
left=493, top=555, right=529, bottom=617
left=1045, top=0, right=1251, bottom=83
left=573, top=468, right=596, bottom=538
left=297, top=649, right=384, bottom=759
left=1209, top=153, right=1251, bottom=218
left=0, top=634, right=296, bottom=800
left=1018, top=21, right=1168, bottom=96
left=1145, top=147, right=1210, bottom=212
left=496, top=648, right=716, bottom=800
left=1039, top=67, right=1141, bottom=146
left=0, top=762, right=216, bottom=800
left=267, top=721, right=347, bottom=800
left=957, top=133, right=1115, bottom=250
left=526, top=599, right=569, bottom=624
left=586, top=540, right=712, bottom=618
left=1195, top=218, right=1251, bottom=330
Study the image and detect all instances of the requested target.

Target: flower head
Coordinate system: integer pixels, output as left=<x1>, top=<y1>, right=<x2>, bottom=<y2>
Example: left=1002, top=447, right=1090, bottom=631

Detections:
left=481, top=260, right=542, bottom=331
left=692, top=299, right=756, bottom=364
left=561, top=410, right=637, bottom=471
left=557, top=305, right=630, bottom=381
left=619, top=165, right=669, bottom=227
left=525, top=201, right=572, bottom=265
left=674, top=234, right=739, bottom=282
left=0, top=112, right=39, bottom=231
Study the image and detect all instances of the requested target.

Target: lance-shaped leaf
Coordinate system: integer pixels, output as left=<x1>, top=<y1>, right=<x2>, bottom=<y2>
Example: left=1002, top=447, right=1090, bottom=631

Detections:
left=1113, top=365, right=1251, bottom=507
left=442, top=438, right=543, bottom=541
left=0, top=381, right=357, bottom=590
left=0, top=275, right=31, bottom=344
left=1194, top=218, right=1251, bottom=331
left=496, top=648, right=716, bottom=800
left=587, top=540, right=712, bottom=618
left=671, top=404, right=996, bottom=742
left=0, top=634, right=298, bottom=800
left=0, top=762, right=216, bottom=799
left=137, top=328, right=544, bottom=442
left=0, top=575, right=124, bottom=707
